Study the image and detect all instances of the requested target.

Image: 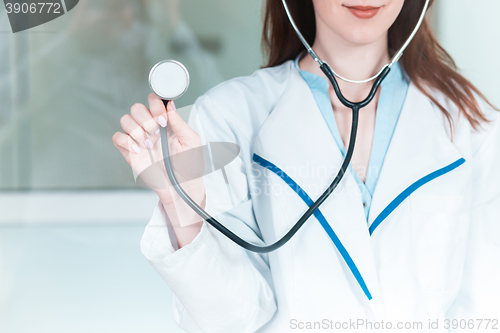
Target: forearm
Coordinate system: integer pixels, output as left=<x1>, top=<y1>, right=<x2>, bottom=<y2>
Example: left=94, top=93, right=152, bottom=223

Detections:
left=154, top=182, right=206, bottom=249
left=162, top=196, right=205, bottom=249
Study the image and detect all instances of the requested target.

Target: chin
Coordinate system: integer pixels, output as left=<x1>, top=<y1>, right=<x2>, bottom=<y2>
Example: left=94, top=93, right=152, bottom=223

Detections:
left=339, top=25, right=388, bottom=46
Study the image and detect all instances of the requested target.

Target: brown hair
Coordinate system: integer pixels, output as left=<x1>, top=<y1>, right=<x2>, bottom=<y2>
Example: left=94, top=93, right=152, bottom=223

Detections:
left=262, top=0, right=495, bottom=130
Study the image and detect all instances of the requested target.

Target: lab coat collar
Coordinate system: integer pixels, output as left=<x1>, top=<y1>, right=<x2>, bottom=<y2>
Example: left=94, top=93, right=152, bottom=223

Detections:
left=367, top=83, right=465, bottom=232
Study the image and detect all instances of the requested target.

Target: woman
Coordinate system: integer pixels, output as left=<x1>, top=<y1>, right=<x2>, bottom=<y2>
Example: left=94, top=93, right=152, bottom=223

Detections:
left=113, top=0, right=500, bottom=332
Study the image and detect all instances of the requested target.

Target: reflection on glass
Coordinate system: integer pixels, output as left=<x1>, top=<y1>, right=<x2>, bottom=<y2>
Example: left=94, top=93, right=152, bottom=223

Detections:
left=0, top=0, right=262, bottom=190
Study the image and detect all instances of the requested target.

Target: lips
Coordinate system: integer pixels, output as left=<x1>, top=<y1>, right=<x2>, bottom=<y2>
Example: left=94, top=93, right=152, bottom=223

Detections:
left=345, top=5, right=381, bottom=19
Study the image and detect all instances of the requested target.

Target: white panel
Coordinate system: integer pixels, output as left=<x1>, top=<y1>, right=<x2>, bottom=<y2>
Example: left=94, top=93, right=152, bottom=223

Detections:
left=0, top=191, right=158, bottom=225
left=436, top=0, right=500, bottom=107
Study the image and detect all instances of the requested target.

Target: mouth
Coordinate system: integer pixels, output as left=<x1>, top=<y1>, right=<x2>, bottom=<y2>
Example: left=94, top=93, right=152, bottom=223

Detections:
left=344, top=5, right=382, bottom=19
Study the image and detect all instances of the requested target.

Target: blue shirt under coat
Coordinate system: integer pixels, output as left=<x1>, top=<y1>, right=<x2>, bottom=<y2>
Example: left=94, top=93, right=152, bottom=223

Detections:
left=294, top=56, right=410, bottom=219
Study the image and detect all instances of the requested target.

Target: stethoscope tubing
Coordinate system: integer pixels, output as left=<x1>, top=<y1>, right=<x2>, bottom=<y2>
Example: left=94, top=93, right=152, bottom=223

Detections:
left=159, top=65, right=388, bottom=253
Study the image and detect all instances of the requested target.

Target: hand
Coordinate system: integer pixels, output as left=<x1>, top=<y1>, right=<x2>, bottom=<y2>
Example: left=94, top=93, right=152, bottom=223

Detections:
left=113, top=93, right=206, bottom=208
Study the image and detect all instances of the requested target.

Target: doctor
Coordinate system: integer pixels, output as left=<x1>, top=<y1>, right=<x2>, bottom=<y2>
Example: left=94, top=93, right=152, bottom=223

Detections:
left=113, top=0, right=500, bottom=332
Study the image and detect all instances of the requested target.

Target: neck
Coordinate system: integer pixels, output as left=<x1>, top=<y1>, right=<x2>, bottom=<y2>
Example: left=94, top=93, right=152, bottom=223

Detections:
left=299, top=28, right=390, bottom=103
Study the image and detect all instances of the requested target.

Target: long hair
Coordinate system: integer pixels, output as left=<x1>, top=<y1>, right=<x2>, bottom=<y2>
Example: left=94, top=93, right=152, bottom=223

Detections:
left=262, top=0, right=494, bottom=130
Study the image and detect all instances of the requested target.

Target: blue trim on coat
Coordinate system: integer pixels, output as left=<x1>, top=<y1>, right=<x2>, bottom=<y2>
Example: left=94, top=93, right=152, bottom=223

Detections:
left=369, top=158, right=466, bottom=236
left=253, top=153, right=373, bottom=300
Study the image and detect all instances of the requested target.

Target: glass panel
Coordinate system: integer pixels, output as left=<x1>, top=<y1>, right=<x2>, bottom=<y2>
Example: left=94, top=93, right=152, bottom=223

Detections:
left=0, top=0, right=263, bottom=190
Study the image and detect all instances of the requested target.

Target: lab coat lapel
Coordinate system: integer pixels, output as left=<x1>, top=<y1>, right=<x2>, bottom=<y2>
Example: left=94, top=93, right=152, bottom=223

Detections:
left=368, top=83, right=465, bottom=232
left=253, top=63, right=382, bottom=304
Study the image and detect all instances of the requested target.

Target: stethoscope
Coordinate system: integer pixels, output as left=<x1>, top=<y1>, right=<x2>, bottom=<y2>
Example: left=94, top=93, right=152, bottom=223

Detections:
left=148, top=0, right=431, bottom=253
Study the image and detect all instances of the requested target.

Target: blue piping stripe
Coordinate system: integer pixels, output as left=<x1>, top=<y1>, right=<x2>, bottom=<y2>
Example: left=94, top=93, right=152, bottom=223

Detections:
left=369, top=158, right=466, bottom=236
left=253, top=153, right=372, bottom=300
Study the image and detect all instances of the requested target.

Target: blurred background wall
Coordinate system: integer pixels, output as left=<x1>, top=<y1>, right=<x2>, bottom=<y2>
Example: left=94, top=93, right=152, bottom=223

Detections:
left=0, top=0, right=498, bottom=332
left=434, top=0, right=500, bottom=108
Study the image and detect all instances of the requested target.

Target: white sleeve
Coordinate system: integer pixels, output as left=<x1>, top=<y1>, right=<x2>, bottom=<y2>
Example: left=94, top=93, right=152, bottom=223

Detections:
left=446, top=112, right=500, bottom=329
left=141, top=201, right=179, bottom=255
left=140, top=94, right=277, bottom=333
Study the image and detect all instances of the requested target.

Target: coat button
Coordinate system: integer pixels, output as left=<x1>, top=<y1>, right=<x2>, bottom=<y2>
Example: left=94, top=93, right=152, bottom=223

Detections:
left=363, top=202, right=367, bottom=207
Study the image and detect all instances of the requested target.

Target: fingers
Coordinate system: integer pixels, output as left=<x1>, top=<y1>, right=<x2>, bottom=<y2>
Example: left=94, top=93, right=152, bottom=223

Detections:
left=148, top=93, right=168, bottom=128
left=120, top=114, right=151, bottom=150
left=130, top=103, right=160, bottom=136
left=166, top=103, right=199, bottom=145
left=147, top=93, right=199, bottom=146
left=115, top=144, right=131, bottom=165
left=113, top=131, right=158, bottom=179
left=112, top=132, right=141, bottom=157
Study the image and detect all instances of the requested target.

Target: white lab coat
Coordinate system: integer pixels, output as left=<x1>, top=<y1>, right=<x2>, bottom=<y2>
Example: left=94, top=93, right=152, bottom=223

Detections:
left=140, top=60, right=500, bottom=332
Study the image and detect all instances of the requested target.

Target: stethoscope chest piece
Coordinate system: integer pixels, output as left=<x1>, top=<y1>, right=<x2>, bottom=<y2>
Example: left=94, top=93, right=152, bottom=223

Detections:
left=149, top=60, right=190, bottom=101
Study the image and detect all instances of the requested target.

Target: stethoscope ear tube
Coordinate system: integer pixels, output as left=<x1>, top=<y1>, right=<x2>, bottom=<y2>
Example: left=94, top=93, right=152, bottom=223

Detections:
left=282, top=0, right=430, bottom=83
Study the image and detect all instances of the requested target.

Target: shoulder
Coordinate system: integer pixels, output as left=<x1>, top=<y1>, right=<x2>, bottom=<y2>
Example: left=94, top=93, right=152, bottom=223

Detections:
left=424, top=85, right=500, bottom=156
left=192, top=61, right=294, bottom=136
left=470, top=96, right=500, bottom=156
left=204, top=60, right=294, bottom=104
left=419, top=86, right=500, bottom=206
